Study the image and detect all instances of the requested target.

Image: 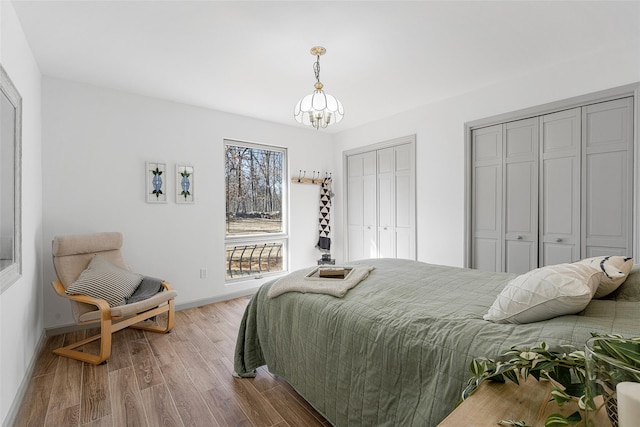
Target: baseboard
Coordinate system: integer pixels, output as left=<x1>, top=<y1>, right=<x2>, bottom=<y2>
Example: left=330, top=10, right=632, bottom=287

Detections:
left=174, top=287, right=258, bottom=311
left=2, top=330, right=47, bottom=427
left=44, top=287, right=259, bottom=337
left=44, top=321, right=96, bottom=336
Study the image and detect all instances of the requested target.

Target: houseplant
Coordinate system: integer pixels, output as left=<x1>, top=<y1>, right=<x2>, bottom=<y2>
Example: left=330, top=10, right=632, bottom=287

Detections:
left=463, top=334, right=640, bottom=427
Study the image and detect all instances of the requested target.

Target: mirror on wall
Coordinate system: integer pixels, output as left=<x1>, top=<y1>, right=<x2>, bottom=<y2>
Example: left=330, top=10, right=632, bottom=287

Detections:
left=0, top=65, right=22, bottom=293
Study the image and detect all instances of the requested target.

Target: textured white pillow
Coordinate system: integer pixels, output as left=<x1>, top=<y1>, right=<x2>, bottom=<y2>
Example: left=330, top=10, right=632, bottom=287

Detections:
left=66, top=254, right=143, bottom=307
left=575, top=256, right=634, bottom=298
left=484, top=263, right=602, bottom=324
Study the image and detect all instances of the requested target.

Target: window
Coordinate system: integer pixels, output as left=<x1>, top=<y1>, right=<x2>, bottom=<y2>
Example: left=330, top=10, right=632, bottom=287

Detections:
left=225, top=140, right=287, bottom=281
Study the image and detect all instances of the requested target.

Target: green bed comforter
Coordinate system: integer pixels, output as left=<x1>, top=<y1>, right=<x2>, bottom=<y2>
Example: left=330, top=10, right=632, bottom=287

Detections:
left=234, top=259, right=640, bottom=426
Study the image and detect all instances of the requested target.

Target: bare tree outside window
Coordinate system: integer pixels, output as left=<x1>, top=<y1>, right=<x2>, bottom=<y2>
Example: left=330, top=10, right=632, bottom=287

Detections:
left=225, top=141, right=287, bottom=280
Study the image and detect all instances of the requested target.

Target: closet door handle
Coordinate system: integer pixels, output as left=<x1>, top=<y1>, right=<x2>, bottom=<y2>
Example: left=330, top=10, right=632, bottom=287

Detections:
left=556, top=238, right=563, bottom=243
left=516, top=235, right=522, bottom=240
left=384, top=227, right=388, bottom=231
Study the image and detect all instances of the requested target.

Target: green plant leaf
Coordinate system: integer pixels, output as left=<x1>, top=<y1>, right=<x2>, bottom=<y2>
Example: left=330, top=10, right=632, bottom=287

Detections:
left=565, top=412, right=582, bottom=423
left=533, top=361, right=556, bottom=373
left=491, top=376, right=507, bottom=384
left=530, top=369, right=542, bottom=381
left=550, top=387, right=572, bottom=406
left=503, top=369, right=520, bottom=385
left=461, top=384, right=475, bottom=400
left=544, top=413, right=581, bottom=427
left=520, top=351, right=539, bottom=361
left=469, top=359, right=486, bottom=377
left=563, top=382, right=585, bottom=398
left=578, top=394, right=596, bottom=412
left=605, top=341, right=640, bottom=366
left=554, top=366, right=572, bottom=387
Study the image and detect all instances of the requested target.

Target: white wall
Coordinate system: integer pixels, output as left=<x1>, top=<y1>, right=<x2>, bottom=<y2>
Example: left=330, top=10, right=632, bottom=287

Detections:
left=42, top=77, right=333, bottom=329
left=332, top=45, right=640, bottom=267
left=0, top=1, right=43, bottom=425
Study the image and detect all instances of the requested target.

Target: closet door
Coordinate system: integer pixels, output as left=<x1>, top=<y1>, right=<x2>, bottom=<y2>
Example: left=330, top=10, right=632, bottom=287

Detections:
left=346, top=137, right=417, bottom=262
left=347, top=151, right=377, bottom=260
left=394, top=143, right=416, bottom=259
left=540, top=108, right=581, bottom=266
left=582, top=97, right=634, bottom=257
left=471, top=124, right=503, bottom=271
left=377, top=147, right=395, bottom=258
left=503, top=118, right=538, bottom=274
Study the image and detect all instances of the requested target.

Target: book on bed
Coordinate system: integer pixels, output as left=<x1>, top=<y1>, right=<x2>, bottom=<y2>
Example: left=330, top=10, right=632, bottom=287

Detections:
left=306, top=266, right=353, bottom=279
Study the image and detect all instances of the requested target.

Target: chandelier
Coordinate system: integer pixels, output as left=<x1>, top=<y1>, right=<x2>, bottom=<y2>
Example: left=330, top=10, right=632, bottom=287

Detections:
left=294, top=46, right=344, bottom=130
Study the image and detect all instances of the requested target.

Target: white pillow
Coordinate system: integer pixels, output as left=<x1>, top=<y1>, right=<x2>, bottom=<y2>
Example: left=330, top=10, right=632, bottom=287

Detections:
left=484, top=263, right=602, bottom=324
left=575, top=256, right=633, bottom=298
left=66, top=254, right=143, bottom=307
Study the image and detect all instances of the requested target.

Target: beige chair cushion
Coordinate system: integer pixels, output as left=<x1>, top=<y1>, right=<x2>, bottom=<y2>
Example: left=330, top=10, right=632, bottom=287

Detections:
left=53, top=232, right=127, bottom=286
left=78, top=289, right=178, bottom=322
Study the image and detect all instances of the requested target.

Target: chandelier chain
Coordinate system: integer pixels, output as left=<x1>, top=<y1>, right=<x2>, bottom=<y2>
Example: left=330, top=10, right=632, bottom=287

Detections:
left=313, top=56, right=321, bottom=84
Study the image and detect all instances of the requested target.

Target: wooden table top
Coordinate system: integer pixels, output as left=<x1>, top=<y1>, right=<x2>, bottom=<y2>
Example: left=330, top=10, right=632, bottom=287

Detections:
left=438, top=376, right=613, bottom=427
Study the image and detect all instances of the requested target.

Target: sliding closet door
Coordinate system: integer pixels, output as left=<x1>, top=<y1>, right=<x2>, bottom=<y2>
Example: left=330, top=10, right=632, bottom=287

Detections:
left=347, top=151, right=377, bottom=260
left=582, top=97, right=634, bottom=257
left=540, top=108, right=581, bottom=266
left=503, top=118, right=539, bottom=274
left=471, top=124, right=503, bottom=271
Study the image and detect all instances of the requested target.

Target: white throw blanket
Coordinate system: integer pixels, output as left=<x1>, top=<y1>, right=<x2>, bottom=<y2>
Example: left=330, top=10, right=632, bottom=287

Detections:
left=268, top=265, right=375, bottom=299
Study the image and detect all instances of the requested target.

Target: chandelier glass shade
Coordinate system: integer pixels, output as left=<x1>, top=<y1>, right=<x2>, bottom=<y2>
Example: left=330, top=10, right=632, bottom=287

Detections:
left=294, top=46, right=344, bottom=129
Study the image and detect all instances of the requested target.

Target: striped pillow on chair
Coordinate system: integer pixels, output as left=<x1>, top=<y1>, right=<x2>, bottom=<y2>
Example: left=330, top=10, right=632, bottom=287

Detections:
left=66, top=254, right=143, bottom=307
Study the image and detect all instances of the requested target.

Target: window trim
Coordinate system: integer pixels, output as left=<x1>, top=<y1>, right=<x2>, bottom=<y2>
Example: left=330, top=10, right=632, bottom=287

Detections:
left=224, top=139, right=289, bottom=282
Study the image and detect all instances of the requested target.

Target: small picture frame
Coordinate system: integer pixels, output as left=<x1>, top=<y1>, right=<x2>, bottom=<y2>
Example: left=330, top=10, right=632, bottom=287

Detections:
left=146, top=161, right=167, bottom=203
left=176, top=164, right=195, bottom=204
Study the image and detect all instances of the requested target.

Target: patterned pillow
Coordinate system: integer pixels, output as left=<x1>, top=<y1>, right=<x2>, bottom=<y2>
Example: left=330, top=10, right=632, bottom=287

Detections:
left=65, top=255, right=143, bottom=307
left=575, top=256, right=633, bottom=298
left=610, top=265, right=640, bottom=301
left=484, top=263, right=602, bottom=324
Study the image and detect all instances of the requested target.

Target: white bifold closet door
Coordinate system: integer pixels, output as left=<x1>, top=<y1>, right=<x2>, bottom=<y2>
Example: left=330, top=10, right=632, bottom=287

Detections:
left=346, top=139, right=416, bottom=261
left=347, top=151, right=377, bottom=260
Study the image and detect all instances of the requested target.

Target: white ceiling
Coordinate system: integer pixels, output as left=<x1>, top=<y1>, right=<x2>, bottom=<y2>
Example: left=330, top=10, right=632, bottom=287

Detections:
left=10, top=0, right=640, bottom=133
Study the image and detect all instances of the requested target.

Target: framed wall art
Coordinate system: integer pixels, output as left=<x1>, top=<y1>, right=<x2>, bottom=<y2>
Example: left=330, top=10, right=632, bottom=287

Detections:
left=176, top=164, right=194, bottom=204
left=146, top=161, right=167, bottom=203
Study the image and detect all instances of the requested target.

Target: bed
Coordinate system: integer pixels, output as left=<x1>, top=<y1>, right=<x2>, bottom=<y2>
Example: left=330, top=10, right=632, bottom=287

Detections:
left=233, top=258, right=640, bottom=426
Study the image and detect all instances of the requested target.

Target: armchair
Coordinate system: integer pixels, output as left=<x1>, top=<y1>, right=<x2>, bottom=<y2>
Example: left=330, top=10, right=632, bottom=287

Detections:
left=51, top=232, right=176, bottom=364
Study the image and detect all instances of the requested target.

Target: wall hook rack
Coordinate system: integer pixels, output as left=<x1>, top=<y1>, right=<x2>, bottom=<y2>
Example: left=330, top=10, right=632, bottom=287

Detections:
left=292, top=169, right=332, bottom=185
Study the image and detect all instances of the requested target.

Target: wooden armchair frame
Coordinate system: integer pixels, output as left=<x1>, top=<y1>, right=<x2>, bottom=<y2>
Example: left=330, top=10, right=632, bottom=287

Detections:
left=50, top=280, right=175, bottom=365
left=50, top=232, right=176, bottom=365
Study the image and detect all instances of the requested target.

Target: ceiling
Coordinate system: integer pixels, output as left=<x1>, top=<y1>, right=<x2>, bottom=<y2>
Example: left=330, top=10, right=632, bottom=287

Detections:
left=10, top=0, right=640, bottom=133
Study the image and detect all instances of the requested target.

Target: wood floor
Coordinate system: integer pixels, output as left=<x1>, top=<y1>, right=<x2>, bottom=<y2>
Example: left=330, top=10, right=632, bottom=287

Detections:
left=13, top=296, right=330, bottom=427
